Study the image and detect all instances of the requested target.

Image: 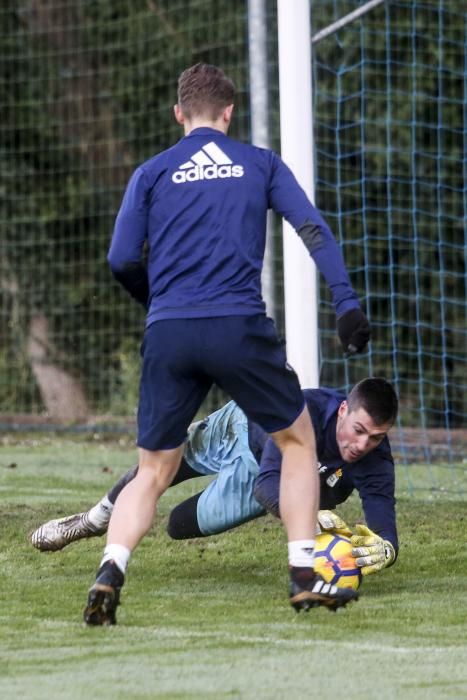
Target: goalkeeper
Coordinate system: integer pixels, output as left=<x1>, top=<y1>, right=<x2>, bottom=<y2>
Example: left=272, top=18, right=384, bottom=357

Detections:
left=30, top=377, right=398, bottom=576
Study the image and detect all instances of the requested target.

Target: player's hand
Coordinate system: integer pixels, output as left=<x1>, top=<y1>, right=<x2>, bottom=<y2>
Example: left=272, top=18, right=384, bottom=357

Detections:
left=317, top=510, right=352, bottom=537
left=351, top=524, right=396, bottom=575
left=337, top=308, right=370, bottom=355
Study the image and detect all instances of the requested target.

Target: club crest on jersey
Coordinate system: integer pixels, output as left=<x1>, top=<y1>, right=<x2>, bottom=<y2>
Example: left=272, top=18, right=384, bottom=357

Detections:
left=172, top=141, right=244, bottom=183
left=326, top=468, right=343, bottom=487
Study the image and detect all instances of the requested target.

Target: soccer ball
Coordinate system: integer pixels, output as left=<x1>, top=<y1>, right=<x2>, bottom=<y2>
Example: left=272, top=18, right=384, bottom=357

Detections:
left=314, top=532, right=362, bottom=591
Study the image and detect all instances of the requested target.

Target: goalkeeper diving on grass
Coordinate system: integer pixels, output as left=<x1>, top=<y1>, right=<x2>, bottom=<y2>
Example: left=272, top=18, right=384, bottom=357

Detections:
left=31, top=377, right=398, bottom=578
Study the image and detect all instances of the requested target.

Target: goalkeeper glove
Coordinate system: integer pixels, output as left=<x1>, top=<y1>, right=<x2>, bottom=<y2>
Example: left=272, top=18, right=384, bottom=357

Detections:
left=337, top=308, right=370, bottom=355
left=351, top=524, right=396, bottom=575
left=316, top=510, right=352, bottom=537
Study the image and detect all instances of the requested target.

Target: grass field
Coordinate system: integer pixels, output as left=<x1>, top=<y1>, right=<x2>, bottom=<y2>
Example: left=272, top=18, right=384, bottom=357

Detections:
left=1, top=437, right=467, bottom=699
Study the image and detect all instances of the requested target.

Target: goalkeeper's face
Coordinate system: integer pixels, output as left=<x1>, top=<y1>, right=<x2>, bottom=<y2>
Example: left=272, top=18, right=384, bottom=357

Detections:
left=335, top=401, right=392, bottom=463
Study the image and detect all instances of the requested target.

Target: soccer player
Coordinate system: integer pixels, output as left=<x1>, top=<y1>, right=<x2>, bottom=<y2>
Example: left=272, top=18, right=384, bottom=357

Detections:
left=85, top=63, right=370, bottom=624
left=32, top=378, right=397, bottom=579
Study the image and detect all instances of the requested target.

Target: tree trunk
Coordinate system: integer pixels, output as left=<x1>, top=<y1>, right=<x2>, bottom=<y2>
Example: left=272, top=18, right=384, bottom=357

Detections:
left=27, top=314, right=90, bottom=422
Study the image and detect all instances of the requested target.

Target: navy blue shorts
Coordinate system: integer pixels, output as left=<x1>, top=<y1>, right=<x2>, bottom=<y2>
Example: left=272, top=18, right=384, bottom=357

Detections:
left=137, top=315, right=305, bottom=450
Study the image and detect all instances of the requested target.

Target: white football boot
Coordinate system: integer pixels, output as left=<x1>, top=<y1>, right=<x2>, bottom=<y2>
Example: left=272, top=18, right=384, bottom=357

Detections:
left=30, top=512, right=106, bottom=551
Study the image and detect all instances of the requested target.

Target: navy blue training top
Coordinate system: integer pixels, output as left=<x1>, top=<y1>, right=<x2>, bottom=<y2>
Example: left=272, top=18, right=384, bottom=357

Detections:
left=251, top=388, right=398, bottom=554
left=108, top=127, right=359, bottom=324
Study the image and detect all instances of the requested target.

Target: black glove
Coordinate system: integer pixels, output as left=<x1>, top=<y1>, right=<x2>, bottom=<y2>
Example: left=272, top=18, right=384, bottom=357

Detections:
left=337, top=308, right=370, bottom=354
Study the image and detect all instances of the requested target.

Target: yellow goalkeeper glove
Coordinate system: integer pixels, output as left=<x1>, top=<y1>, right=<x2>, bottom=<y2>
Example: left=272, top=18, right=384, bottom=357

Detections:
left=351, top=524, right=396, bottom=575
left=316, top=510, right=353, bottom=537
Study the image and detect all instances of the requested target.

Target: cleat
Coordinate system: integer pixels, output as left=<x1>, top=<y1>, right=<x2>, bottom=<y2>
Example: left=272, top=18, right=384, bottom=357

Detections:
left=289, top=566, right=359, bottom=612
left=29, top=513, right=106, bottom=552
left=84, top=587, right=118, bottom=626
left=83, top=560, right=124, bottom=626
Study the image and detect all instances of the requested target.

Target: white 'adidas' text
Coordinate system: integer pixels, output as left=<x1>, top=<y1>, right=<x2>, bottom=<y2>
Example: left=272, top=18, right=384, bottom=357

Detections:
left=172, top=141, right=244, bottom=184
left=172, top=164, right=244, bottom=183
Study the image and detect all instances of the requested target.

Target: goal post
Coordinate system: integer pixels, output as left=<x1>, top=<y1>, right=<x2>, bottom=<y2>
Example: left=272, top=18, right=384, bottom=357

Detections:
left=277, top=0, right=319, bottom=388
left=277, top=0, right=389, bottom=388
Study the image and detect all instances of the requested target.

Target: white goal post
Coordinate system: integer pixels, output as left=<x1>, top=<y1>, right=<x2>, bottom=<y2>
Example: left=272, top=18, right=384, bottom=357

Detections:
left=277, top=0, right=387, bottom=387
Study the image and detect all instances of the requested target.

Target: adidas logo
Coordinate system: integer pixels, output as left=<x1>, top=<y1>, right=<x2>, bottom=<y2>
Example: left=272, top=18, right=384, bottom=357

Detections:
left=172, top=141, right=244, bottom=183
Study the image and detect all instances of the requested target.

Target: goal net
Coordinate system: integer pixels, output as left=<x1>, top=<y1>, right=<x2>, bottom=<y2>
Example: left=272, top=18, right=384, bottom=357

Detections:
left=311, top=1, right=466, bottom=481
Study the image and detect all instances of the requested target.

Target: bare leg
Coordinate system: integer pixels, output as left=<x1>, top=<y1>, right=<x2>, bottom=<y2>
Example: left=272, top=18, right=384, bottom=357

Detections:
left=271, top=404, right=319, bottom=543
left=271, top=405, right=359, bottom=611
left=106, top=445, right=185, bottom=550
left=84, top=445, right=186, bottom=625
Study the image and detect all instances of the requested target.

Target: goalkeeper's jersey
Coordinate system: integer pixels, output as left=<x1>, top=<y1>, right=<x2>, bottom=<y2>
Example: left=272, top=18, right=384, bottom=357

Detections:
left=108, top=127, right=359, bottom=325
left=251, top=388, right=398, bottom=554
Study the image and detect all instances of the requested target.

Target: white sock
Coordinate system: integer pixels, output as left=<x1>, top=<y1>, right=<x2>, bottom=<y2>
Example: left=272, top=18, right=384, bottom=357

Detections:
left=87, top=495, right=113, bottom=529
left=100, top=544, right=131, bottom=574
left=288, top=539, right=315, bottom=568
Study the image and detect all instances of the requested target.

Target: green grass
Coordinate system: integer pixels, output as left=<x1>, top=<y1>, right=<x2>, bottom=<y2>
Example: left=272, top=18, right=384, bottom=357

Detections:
left=1, top=438, right=467, bottom=699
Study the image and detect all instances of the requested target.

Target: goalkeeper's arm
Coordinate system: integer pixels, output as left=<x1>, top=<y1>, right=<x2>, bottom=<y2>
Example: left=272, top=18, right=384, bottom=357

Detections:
left=352, top=453, right=398, bottom=575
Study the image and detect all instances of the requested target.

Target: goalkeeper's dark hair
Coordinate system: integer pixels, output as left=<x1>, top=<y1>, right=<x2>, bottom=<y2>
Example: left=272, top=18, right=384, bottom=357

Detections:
left=347, top=377, right=398, bottom=426
left=177, top=63, right=235, bottom=120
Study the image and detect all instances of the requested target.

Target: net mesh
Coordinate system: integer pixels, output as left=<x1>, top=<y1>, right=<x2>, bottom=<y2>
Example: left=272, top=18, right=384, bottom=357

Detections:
left=312, top=1, right=466, bottom=476
left=0, top=0, right=251, bottom=421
